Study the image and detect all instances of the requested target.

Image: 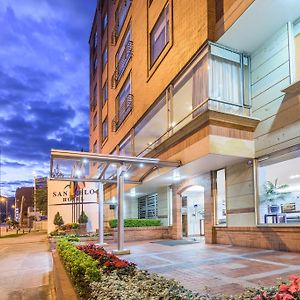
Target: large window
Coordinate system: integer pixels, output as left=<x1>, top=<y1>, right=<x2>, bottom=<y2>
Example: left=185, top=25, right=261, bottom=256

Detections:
left=138, top=193, right=158, bottom=219
left=134, top=95, right=167, bottom=156
left=116, top=74, right=131, bottom=125
left=102, top=118, right=108, bottom=141
left=150, top=4, right=170, bottom=65
left=94, top=31, right=98, bottom=48
left=116, top=26, right=132, bottom=80
left=294, top=18, right=300, bottom=81
left=215, top=169, right=227, bottom=225
left=93, top=112, right=97, bottom=130
left=102, top=81, right=108, bottom=105
left=257, top=149, right=300, bottom=225
left=116, top=0, right=131, bottom=36
left=102, top=46, right=107, bottom=69
left=119, top=134, right=132, bottom=156
left=93, top=141, right=98, bottom=153
left=102, top=12, right=108, bottom=33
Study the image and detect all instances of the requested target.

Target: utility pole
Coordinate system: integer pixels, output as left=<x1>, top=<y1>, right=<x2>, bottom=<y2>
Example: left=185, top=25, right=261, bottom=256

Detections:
left=33, top=172, right=37, bottom=230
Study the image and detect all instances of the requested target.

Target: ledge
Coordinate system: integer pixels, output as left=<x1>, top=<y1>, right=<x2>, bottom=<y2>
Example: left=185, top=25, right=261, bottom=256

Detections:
left=282, top=80, right=300, bottom=95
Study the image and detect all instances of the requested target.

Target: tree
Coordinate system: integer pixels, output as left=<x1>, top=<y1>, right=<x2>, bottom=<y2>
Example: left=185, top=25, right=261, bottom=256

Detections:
left=78, top=211, right=88, bottom=224
left=53, top=212, right=64, bottom=227
left=36, top=188, right=48, bottom=215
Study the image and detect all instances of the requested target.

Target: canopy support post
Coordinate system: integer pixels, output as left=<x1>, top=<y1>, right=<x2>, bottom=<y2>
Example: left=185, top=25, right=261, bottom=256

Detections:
left=97, top=182, right=106, bottom=246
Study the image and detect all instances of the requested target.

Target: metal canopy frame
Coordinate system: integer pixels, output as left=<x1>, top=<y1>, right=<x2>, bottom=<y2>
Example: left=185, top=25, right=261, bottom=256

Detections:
left=49, top=149, right=180, bottom=253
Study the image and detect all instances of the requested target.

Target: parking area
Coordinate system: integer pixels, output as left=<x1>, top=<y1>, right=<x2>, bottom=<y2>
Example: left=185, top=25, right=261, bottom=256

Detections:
left=105, top=239, right=300, bottom=296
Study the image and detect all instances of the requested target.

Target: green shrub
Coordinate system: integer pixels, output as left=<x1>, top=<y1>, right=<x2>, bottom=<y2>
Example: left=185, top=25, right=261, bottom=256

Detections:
left=109, top=218, right=161, bottom=228
left=53, top=212, right=64, bottom=227
left=78, top=211, right=88, bottom=224
left=56, top=238, right=101, bottom=298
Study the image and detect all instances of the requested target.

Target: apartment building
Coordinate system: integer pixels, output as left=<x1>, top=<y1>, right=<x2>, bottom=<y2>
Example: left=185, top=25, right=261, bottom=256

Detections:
left=89, top=0, right=300, bottom=251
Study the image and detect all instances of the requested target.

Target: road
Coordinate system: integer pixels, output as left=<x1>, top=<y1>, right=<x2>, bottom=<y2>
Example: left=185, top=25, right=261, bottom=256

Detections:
left=0, top=231, right=54, bottom=300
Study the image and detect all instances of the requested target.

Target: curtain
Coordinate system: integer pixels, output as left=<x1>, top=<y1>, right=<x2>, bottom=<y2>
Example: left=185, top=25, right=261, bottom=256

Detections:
left=208, top=55, right=242, bottom=114
left=192, top=55, right=208, bottom=116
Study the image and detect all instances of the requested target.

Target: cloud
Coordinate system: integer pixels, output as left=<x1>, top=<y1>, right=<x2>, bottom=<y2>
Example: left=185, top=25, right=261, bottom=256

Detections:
left=0, top=0, right=96, bottom=196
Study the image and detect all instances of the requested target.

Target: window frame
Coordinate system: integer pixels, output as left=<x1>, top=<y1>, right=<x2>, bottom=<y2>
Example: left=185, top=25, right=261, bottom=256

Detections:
left=102, top=45, right=108, bottom=70
left=115, top=0, right=132, bottom=37
left=102, top=81, right=108, bottom=106
left=214, top=168, right=228, bottom=226
left=150, top=3, right=170, bottom=66
left=102, top=117, right=108, bottom=142
left=138, top=193, right=158, bottom=219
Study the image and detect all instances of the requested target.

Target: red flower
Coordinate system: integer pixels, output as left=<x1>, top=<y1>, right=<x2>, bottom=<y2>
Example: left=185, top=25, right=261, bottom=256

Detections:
left=279, top=285, right=289, bottom=292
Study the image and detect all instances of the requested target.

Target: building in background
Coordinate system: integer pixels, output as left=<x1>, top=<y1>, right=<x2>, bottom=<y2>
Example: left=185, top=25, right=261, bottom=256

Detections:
left=0, top=196, right=15, bottom=222
left=89, top=0, right=300, bottom=251
left=15, top=187, right=33, bottom=226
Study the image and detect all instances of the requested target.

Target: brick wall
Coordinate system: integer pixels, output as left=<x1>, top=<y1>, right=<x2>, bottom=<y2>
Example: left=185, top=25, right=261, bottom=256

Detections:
left=215, top=226, right=300, bottom=252
left=111, top=226, right=171, bottom=242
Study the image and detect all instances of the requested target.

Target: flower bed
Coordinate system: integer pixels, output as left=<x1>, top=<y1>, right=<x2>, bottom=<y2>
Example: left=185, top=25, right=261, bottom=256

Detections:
left=57, top=239, right=300, bottom=300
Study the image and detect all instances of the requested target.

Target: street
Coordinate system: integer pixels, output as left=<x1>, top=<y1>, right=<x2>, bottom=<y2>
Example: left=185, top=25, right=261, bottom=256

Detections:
left=0, top=232, right=54, bottom=300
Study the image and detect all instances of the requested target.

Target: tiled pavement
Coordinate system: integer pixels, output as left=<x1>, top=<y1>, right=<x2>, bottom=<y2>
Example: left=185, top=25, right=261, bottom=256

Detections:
left=104, top=239, right=300, bottom=296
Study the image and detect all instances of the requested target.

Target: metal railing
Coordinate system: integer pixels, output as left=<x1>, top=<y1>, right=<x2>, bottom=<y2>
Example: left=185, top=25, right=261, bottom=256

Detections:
left=137, top=98, right=250, bottom=157
left=112, top=94, right=133, bottom=131
left=111, top=41, right=133, bottom=88
left=90, top=99, right=97, bottom=112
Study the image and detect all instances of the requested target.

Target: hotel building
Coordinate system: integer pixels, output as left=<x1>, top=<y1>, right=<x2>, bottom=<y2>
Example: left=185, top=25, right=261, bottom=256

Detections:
left=89, top=0, right=300, bottom=251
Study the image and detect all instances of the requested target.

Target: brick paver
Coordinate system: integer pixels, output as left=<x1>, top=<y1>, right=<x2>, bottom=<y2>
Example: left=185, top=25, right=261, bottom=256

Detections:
left=105, top=239, right=300, bottom=296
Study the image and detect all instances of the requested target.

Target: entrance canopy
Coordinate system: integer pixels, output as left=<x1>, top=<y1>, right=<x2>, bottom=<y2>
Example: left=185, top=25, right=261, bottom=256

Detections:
left=49, top=149, right=180, bottom=254
left=50, top=149, right=180, bottom=184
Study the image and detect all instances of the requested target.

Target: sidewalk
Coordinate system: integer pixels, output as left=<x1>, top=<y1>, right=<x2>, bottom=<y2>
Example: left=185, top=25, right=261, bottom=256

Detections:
left=0, top=231, right=54, bottom=300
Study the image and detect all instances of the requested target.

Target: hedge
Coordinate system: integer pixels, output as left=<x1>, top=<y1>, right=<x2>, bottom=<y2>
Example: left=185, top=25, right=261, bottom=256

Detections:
left=109, top=218, right=161, bottom=228
left=56, top=238, right=101, bottom=298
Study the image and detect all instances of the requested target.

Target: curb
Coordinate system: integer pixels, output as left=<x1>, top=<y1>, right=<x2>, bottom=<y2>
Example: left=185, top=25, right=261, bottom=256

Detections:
left=52, top=250, right=79, bottom=300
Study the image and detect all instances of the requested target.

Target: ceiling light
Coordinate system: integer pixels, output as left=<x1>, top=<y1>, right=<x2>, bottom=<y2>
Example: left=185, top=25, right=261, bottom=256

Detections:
left=82, top=158, right=89, bottom=164
left=139, top=163, right=144, bottom=168
left=290, top=174, right=300, bottom=179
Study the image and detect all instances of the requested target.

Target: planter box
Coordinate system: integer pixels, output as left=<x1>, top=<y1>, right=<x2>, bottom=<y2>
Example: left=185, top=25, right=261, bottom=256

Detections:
left=111, top=226, right=171, bottom=242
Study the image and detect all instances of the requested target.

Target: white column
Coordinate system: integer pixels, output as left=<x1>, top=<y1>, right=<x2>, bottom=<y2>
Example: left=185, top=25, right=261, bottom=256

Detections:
left=98, top=182, right=104, bottom=245
left=113, top=165, right=130, bottom=254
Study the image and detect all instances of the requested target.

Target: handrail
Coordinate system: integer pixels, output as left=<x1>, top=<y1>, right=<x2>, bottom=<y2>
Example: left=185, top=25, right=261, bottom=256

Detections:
left=111, top=41, right=133, bottom=88
left=112, top=94, right=133, bottom=131
left=136, top=98, right=250, bottom=157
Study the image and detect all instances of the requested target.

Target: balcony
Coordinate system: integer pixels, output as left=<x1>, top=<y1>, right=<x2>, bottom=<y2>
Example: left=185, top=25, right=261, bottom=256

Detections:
left=111, top=41, right=133, bottom=88
left=129, top=42, right=259, bottom=159
left=112, top=94, right=133, bottom=131
left=90, top=98, right=97, bottom=112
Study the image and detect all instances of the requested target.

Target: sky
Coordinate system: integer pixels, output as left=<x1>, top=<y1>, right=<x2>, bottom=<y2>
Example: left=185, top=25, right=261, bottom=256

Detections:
left=0, top=0, right=97, bottom=196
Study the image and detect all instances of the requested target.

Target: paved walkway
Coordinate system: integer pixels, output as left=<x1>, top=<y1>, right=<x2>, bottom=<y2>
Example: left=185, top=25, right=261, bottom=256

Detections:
left=105, top=239, right=300, bottom=296
left=0, top=232, right=54, bottom=300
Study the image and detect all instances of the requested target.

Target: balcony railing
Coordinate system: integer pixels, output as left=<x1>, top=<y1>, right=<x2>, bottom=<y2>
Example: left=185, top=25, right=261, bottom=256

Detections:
left=137, top=98, right=251, bottom=157
left=90, top=99, right=97, bottom=112
left=112, top=94, right=133, bottom=131
left=111, top=41, right=133, bottom=88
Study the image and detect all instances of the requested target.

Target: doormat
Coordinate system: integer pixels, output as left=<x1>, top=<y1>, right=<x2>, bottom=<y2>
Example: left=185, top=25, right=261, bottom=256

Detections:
left=150, top=240, right=200, bottom=246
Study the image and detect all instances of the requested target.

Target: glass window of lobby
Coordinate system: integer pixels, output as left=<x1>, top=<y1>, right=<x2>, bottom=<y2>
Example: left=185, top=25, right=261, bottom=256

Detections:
left=257, top=148, right=300, bottom=225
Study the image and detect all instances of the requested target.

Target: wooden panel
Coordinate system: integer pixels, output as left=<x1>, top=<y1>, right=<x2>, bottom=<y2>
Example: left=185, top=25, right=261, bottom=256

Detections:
left=252, top=77, right=289, bottom=112
left=251, top=25, right=288, bottom=70
left=251, top=46, right=289, bottom=85
left=251, top=61, right=290, bottom=98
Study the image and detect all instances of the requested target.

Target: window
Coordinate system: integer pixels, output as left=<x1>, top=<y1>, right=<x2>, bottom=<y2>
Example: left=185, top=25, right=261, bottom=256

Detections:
left=93, top=141, right=98, bottom=153
left=116, top=0, right=131, bottom=35
left=215, top=169, right=226, bottom=225
left=138, top=193, right=158, bottom=219
left=102, top=118, right=108, bottom=141
left=93, top=85, right=98, bottom=107
left=94, top=31, right=98, bottom=48
left=102, top=46, right=107, bottom=69
left=150, top=4, right=170, bottom=65
left=94, top=57, right=98, bottom=72
left=116, top=74, right=131, bottom=124
left=116, top=25, right=132, bottom=80
left=102, top=81, right=108, bottom=105
left=119, top=134, right=132, bottom=156
left=93, top=113, right=97, bottom=129
left=102, top=12, right=108, bottom=32
left=294, top=18, right=300, bottom=81
left=257, top=149, right=300, bottom=225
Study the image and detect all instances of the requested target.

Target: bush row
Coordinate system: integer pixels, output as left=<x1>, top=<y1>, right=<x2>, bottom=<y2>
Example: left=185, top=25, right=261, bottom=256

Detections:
left=109, top=218, right=161, bottom=228
left=56, top=238, right=101, bottom=298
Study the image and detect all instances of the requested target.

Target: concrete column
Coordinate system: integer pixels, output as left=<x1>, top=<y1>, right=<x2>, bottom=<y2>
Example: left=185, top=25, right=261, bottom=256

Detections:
left=170, top=184, right=182, bottom=240
left=98, top=182, right=105, bottom=245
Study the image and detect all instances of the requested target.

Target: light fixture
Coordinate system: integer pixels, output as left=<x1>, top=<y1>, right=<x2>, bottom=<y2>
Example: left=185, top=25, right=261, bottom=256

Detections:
left=139, top=163, right=144, bottom=168
left=124, top=173, right=129, bottom=179
left=75, top=170, right=81, bottom=177
left=82, top=158, right=89, bottom=164
left=111, top=163, right=117, bottom=168
left=290, top=174, right=300, bottom=180
left=130, top=189, right=136, bottom=197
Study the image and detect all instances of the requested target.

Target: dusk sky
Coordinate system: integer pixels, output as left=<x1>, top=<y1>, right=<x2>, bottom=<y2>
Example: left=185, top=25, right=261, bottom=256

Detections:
left=0, top=0, right=97, bottom=196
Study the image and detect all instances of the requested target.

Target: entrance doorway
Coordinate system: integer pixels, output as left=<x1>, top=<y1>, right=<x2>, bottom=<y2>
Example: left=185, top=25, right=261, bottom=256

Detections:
left=181, top=185, right=205, bottom=239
